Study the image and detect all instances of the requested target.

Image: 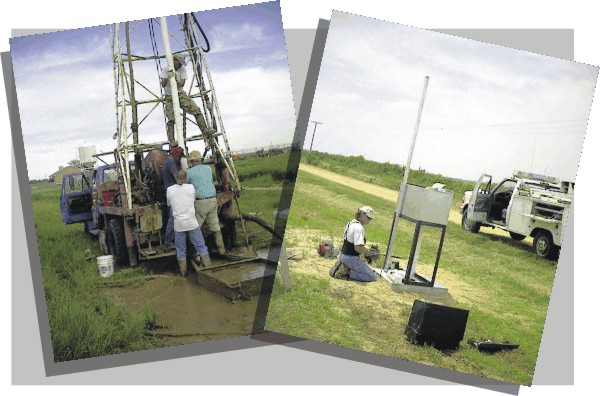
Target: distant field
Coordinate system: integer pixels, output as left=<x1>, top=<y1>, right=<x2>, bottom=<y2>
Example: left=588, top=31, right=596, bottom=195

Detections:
left=302, top=151, right=476, bottom=207
left=29, top=152, right=291, bottom=361
left=233, top=152, right=293, bottom=248
left=235, top=152, right=295, bottom=186
left=266, top=162, right=558, bottom=385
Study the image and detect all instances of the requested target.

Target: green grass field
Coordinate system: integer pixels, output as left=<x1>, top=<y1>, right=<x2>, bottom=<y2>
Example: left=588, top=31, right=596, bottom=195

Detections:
left=233, top=152, right=293, bottom=248
left=31, top=184, right=158, bottom=361
left=265, top=163, right=557, bottom=385
left=235, top=153, right=296, bottom=187
left=30, top=149, right=557, bottom=380
left=30, top=152, right=291, bottom=361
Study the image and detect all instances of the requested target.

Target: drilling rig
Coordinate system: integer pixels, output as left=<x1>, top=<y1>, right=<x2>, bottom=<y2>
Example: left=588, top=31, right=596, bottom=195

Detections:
left=60, top=14, right=254, bottom=268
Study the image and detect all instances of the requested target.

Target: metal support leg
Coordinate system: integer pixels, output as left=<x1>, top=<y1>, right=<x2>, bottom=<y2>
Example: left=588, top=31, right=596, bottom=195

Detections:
left=430, top=226, right=446, bottom=286
left=403, top=221, right=422, bottom=284
left=128, top=246, right=138, bottom=267
left=279, top=242, right=292, bottom=290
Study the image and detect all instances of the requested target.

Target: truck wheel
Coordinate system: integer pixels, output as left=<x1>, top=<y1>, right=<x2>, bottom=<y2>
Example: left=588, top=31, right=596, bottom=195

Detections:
left=533, top=230, right=559, bottom=260
left=462, top=211, right=481, bottom=233
left=107, top=218, right=129, bottom=266
left=509, top=232, right=526, bottom=241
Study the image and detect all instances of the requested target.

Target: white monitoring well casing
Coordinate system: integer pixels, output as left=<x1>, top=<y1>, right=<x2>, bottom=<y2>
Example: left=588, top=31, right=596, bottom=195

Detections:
left=399, top=184, right=453, bottom=226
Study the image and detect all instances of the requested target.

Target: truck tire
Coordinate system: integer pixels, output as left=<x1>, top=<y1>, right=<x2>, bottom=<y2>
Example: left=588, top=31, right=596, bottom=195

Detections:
left=107, top=218, right=129, bottom=266
left=462, top=211, right=481, bottom=233
left=533, top=230, right=559, bottom=260
left=509, top=232, right=526, bottom=241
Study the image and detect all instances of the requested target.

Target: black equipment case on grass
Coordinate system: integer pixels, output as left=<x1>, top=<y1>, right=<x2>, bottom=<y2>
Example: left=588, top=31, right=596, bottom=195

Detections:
left=405, top=300, right=469, bottom=350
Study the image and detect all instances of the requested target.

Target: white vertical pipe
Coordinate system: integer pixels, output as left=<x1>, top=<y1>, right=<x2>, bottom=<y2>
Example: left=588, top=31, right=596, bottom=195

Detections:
left=383, top=76, right=429, bottom=270
left=111, top=24, right=119, bottom=142
left=160, top=17, right=186, bottom=153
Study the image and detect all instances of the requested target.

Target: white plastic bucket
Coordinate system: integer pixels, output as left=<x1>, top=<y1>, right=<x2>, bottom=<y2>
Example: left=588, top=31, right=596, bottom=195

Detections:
left=97, top=255, right=114, bottom=278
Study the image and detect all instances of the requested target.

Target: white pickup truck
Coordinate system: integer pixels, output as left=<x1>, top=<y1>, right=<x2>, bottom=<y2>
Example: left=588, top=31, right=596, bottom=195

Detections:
left=460, top=171, right=574, bottom=260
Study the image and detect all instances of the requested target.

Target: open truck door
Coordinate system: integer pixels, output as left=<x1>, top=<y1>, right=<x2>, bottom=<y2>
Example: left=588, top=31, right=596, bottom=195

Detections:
left=60, top=173, right=93, bottom=224
left=467, top=174, right=492, bottom=223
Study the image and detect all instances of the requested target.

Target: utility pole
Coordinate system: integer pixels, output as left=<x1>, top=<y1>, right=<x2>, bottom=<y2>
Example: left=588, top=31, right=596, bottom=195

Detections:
left=309, top=121, right=322, bottom=151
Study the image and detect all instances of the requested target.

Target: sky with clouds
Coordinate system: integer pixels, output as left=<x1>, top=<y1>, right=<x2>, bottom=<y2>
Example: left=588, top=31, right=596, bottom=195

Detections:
left=10, top=1, right=295, bottom=180
left=307, top=11, right=598, bottom=183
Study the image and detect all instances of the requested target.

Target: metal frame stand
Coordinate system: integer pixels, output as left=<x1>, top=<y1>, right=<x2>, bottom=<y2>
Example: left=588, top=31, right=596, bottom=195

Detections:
left=400, top=214, right=447, bottom=287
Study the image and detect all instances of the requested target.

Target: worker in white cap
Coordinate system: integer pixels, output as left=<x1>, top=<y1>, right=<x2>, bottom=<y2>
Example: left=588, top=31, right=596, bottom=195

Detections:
left=186, top=150, right=226, bottom=255
left=330, top=206, right=377, bottom=282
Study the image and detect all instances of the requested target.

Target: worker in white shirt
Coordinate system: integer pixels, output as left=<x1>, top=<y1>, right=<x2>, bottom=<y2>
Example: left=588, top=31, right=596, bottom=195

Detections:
left=166, top=170, right=211, bottom=276
left=331, top=206, right=377, bottom=282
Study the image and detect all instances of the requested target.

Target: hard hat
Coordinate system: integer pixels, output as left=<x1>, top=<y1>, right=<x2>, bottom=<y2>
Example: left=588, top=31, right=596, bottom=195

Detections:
left=173, top=53, right=186, bottom=65
left=188, top=150, right=202, bottom=162
left=358, top=205, right=375, bottom=219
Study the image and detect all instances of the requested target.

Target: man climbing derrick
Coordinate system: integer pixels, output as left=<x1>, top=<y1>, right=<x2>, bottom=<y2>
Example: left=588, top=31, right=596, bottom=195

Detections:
left=161, top=53, right=212, bottom=145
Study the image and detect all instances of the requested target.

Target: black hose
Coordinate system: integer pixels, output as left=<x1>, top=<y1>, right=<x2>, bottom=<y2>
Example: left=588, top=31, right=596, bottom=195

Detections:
left=191, top=12, right=210, bottom=53
left=233, top=214, right=283, bottom=241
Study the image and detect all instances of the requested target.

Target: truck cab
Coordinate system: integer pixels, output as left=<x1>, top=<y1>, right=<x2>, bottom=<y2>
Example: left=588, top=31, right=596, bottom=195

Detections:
left=460, top=171, right=573, bottom=260
left=59, top=172, right=93, bottom=225
left=60, top=164, right=121, bottom=235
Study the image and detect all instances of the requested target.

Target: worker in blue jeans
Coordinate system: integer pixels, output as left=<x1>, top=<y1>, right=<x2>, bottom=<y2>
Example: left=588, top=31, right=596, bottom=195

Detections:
left=186, top=150, right=226, bottom=255
left=166, top=170, right=211, bottom=276
left=334, top=206, right=377, bottom=282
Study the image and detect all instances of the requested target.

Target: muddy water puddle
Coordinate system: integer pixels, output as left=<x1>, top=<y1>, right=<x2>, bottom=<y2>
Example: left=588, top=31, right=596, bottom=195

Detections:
left=105, top=270, right=261, bottom=345
left=207, top=262, right=273, bottom=283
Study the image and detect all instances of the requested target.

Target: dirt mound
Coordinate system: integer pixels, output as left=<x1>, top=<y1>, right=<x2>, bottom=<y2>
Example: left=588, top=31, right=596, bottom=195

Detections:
left=284, top=227, right=465, bottom=310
